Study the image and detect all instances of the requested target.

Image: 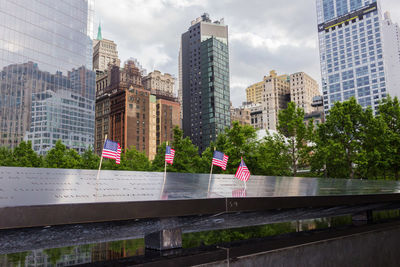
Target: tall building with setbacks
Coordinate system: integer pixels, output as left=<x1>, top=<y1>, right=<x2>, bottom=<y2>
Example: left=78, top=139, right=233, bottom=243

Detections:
left=179, top=13, right=230, bottom=152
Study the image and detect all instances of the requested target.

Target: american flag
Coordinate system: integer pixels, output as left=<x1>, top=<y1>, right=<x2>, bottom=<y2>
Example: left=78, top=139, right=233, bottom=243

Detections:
left=232, top=188, right=247, bottom=198
left=165, top=145, right=175, bottom=165
left=212, top=150, right=228, bottom=170
left=235, top=158, right=250, bottom=182
left=101, top=139, right=121, bottom=164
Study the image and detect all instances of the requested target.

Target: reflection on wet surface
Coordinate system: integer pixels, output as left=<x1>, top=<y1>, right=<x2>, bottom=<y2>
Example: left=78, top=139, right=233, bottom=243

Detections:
left=0, top=214, right=369, bottom=266
left=1, top=167, right=400, bottom=207
left=0, top=239, right=145, bottom=267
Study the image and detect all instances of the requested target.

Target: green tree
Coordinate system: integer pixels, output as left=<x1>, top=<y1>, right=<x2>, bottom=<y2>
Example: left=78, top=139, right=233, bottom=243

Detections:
left=12, top=141, right=42, bottom=167
left=357, top=108, right=387, bottom=179
left=119, top=147, right=151, bottom=171
left=64, top=149, right=81, bottom=169
left=101, top=158, right=121, bottom=170
left=253, top=132, right=291, bottom=176
left=277, top=102, right=313, bottom=176
left=312, top=98, right=367, bottom=179
left=0, top=147, right=14, bottom=166
left=378, top=96, right=400, bottom=179
left=152, top=127, right=202, bottom=173
left=199, top=143, right=215, bottom=173
left=80, top=146, right=100, bottom=169
left=44, top=140, right=68, bottom=168
left=44, top=140, right=81, bottom=168
left=169, top=126, right=202, bottom=173
left=208, top=121, right=258, bottom=174
left=151, top=141, right=167, bottom=172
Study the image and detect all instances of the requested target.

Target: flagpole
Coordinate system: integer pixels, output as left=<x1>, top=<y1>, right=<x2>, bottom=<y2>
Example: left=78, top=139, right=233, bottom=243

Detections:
left=96, top=134, right=107, bottom=198
left=207, top=163, right=213, bottom=197
left=160, top=141, right=168, bottom=198
left=207, top=147, right=215, bottom=197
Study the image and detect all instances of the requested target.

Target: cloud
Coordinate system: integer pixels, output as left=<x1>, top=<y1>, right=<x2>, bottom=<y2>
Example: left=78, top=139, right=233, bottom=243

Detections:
left=95, top=0, right=400, bottom=106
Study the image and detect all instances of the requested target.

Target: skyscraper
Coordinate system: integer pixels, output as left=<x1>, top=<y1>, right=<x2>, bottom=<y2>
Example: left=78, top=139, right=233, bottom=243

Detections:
left=316, top=0, right=400, bottom=114
left=261, top=70, right=290, bottom=131
left=382, top=11, right=400, bottom=96
left=180, top=13, right=230, bottom=152
left=92, top=24, right=121, bottom=74
left=0, top=0, right=95, bottom=153
left=290, top=72, right=320, bottom=114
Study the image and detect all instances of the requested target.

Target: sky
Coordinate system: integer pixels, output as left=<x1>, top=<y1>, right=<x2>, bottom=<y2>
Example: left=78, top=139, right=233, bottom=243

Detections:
left=94, top=0, right=400, bottom=107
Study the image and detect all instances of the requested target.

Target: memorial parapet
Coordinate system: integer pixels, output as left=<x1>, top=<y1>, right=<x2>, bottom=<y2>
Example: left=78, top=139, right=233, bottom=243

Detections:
left=1, top=166, right=400, bottom=229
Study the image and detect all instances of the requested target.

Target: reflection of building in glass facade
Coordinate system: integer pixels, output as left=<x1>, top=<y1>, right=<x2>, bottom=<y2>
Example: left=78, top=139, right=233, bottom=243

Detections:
left=180, top=13, right=230, bottom=152
left=317, top=0, right=400, bottom=114
left=0, top=0, right=95, bottom=153
left=27, top=88, right=94, bottom=154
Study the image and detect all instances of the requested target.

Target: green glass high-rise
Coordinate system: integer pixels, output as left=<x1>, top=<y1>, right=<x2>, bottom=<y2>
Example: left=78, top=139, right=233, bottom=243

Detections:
left=180, top=14, right=230, bottom=152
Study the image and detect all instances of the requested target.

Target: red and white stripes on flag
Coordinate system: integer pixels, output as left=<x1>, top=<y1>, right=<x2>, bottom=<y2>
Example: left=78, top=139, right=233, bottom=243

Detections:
left=235, top=158, right=250, bottom=182
left=165, top=145, right=175, bottom=165
left=212, top=150, right=229, bottom=170
left=101, top=139, right=121, bottom=164
left=232, top=188, right=246, bottom=198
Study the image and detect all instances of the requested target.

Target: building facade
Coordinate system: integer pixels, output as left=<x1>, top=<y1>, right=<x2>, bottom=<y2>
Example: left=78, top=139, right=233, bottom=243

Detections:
left=262, top=70, right=290, bottom=130
left=180, top=13, right=230, bottom=152
left=290, top=72, right=320, bottom=114
left=0, top=0, right=95, bottom=153
left=95, top=61, right=180, bottom=160
left=382, top=11, right=400, bottom=98
left=26, top=67, right=95, bottom=154
left=230, top=104, right=251, bottom=126
left=92, top=24, right=120, bottom=74
left=156, top=98, right=180, bottom=148
left=316, top=0, right=400, bottom=114
left=304, top=95, right=325, bottom=126
left=241, top=102, right=263, bottom=130
left=246, top=81, right=264, bottom=104
left=143, top=70, right=175, bottom=97
left=95, top=61, right=147, bottom=155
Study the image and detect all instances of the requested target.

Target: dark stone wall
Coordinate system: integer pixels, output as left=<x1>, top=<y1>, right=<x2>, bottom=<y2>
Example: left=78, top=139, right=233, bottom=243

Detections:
left=206, top=225, right=400, bottom=267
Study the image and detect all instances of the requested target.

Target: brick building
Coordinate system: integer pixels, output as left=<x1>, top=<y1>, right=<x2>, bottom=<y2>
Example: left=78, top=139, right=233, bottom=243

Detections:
left=95, top=60, right=180, bottom=160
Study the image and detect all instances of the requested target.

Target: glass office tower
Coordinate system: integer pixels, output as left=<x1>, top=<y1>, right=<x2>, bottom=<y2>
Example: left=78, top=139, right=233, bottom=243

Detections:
left=317, top=0, right=388, bottom=114
left=0, top=0, right=95, bottom=154
left=180, top=13, right=230, bottom=152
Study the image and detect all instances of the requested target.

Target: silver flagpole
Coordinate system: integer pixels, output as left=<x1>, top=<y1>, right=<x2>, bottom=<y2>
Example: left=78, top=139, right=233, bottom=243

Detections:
left=96, top=134, right=107, bottom=198
left=207, top=147, right=216, bottom=197
left=160, top=141, right=168, bottom=199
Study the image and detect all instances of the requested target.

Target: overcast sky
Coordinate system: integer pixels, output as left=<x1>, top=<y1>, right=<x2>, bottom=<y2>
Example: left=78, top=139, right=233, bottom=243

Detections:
left=94, top=0, right=400, bottom=106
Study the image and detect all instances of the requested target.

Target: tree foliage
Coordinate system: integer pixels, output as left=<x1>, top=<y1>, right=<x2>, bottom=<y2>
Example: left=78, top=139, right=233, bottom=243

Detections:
left=80, top=146, right=100, bottom=169
left=12, top=141, right=42, bottom=167
left=0, top=96, right=399, bottom=180
left=44, top=140, right=80, bottom=168
left=277, top=102, right=313, bottom=176
left=252, top=133, right=291, bottom=176
left=152, top=127, right=202, bottom=173
left=212, top=121, right=258, bottom=174
left=377, top=96, right=400, bottom=179
left=119, top=147, right=151, bottom=171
